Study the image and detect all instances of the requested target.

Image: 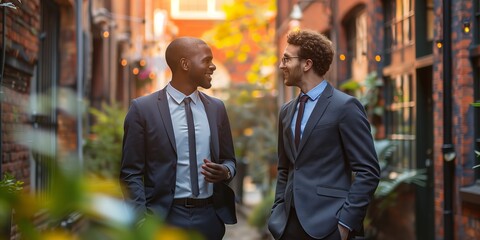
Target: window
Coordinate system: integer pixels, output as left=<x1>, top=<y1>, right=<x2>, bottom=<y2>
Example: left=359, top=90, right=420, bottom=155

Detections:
left=426, top=0, right=434, bottom=42
left=384, top=74, right=416, bottom=170
left=345, top=7, right=368, bottom=81
left=416, top=0, right=434, bottom=57
left=171, top=0, right=231, bottom=20
left=31, top=0, right=60, bottom=198
left=384, top=0, right=414, bottom=62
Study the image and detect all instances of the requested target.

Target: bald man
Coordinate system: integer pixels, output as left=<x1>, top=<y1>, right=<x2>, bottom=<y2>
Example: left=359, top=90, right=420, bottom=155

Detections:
left=120, top=37, right=237, bottom=239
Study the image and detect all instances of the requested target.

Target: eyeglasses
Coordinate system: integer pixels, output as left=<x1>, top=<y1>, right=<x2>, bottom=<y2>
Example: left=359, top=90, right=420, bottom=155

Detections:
left=281, top=56, right=301, bottom=64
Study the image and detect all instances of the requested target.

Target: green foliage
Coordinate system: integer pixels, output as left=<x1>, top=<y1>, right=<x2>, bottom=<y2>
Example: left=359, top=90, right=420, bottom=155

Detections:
left=474, top=151, right=480, bottom=169
left=247, top=189, right=274, bottom=230
left=0, top=158, right=203, bottom=240
left=473, top=103, right=480, bottom=169
left=0, top=0, right=21, bottom=10
left=364, top=140, right=426, bottom=238
left=0, top=173, right=23, bottom=193
left=224, top=84, right=278, bottom=187
left=339, top=79, right=361, bottom=93
left=340, top=72, right=383, bottom=136
left=0, top=173, right=23, bottom=233
left=84, top=102, right=126, bottom=178
left=374, top=169, right=426, bottom=199
left=372, top=139, right=426, bottom=199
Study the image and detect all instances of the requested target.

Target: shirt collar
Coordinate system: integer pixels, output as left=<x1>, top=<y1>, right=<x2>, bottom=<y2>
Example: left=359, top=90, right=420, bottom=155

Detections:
left=166, top=83, right=200, bottom=105
left=302, top=80, right=327, bottom=101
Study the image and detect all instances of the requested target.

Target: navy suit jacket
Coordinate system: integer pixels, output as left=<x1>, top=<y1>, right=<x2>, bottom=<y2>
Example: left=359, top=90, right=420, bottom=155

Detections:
left=268, top=83, right=380, bottom=239
left=120, top=87, right=237, bottom=224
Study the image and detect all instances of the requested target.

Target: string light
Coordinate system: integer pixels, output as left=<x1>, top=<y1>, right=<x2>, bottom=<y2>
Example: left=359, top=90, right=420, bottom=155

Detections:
left=149, top=72, right=156, bottom=79
left=120, top=59, right=128, bottom=67
left=132, top=67, right=139, bottom=75
left=339, top=54, right=346, bottom=61
left=102, top=31, right=110, bottom=38
left=375, top=54, right=381, bottom=62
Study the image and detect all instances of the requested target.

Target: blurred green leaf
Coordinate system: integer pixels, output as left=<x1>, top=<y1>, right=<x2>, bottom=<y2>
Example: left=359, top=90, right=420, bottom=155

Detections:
left=84, top=102, right=126, bottom=178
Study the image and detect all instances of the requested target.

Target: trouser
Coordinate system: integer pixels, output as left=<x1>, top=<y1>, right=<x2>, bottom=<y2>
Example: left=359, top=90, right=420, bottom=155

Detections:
left=166, top=204, right=225, bottom=240
left=280, top=207, right=344, bottom=240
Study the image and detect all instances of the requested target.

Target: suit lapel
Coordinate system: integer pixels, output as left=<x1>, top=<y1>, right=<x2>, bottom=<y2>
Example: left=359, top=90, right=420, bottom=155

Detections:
left=157, top=88, right=177, bottom=153
left=284, top=99, right=297, bottom=161
left=200, top=92, right=219, bottom=163
left=296, top=83, right=333, bottom=156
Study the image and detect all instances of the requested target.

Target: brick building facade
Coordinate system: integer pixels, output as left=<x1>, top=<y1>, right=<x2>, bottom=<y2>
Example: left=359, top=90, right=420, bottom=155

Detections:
left=277, top=0, right=479, bottom=239
left=1, top=0, right=86, bottom=238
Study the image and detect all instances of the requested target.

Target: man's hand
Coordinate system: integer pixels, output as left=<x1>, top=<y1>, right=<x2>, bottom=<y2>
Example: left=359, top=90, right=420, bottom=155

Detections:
left=338, top=224, right=350, bottom=240
left=201, top=159, right=230, bottom=183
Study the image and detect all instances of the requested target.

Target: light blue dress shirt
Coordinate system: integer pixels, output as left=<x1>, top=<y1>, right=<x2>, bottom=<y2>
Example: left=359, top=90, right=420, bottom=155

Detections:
left=290, top=80, right=327, bottom=140
left=166, top=84, right=213, bottom=199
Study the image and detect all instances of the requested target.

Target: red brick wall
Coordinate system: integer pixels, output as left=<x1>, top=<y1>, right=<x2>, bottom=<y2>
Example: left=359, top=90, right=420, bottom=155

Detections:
left=1, top=0, right=41, bottom=187
left=433, top=0, right=479, bottom=239
left=1, top=88, right=31, bottom=189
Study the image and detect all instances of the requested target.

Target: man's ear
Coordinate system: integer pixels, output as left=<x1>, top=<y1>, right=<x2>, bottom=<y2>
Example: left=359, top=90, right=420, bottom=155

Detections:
left=180, top=58, right=189, bottom=71
left=303, top=59, right=313, bottom=72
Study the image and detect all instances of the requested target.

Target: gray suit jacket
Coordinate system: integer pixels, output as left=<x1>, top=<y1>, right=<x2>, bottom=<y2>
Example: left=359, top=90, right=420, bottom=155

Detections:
left=120, top=87, right=237, bottom=224
left=268, top=83, right=380, bottom=239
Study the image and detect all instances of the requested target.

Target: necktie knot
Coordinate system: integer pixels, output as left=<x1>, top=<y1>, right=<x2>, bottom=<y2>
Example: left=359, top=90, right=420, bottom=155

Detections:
left=299, top=95, right=309, bottom=103
left=184, top=97, right=192, bottom=105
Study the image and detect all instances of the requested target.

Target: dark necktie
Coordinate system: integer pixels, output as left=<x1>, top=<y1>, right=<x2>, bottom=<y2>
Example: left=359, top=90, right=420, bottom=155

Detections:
left=184, top=97, right=199, bottom=197
left=294, top=95, right=309, bottom=149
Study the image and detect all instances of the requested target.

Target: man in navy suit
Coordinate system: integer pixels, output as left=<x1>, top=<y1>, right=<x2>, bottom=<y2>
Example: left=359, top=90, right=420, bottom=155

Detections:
left=120, top=37, right=236, bottom=240
left=268, top=29, right=380, bottom=240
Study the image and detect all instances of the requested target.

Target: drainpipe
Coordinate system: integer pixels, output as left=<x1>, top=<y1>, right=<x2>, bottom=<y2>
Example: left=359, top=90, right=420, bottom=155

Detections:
left=441, top=0, right=455, bottom=239
left=0, top=7, right=6, bottom=179
left=76, top=0, right=84, bottom=168
left=330, top=0, right=337, bottom=85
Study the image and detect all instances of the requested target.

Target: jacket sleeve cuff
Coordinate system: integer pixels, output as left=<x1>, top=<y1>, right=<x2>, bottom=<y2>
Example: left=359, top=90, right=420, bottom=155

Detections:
left=338, top=221, right=352, bottom=231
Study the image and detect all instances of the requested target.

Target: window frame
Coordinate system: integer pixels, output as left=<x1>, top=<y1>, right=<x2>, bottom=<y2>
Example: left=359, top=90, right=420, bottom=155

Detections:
left=344, top=7, right=368, bottom=81
left=170, top=0, right=228, bottom=20
left=384, top=74, right=416, bottom=170
left=383, top=0, right=415, bottom=63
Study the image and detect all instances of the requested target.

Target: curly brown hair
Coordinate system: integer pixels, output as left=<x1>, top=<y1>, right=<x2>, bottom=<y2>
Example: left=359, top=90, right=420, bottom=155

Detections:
left=286, top=29, right=334, bottom=77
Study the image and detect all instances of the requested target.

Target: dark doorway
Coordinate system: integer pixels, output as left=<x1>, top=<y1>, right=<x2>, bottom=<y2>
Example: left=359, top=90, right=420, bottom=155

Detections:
left=415, top=66, right=434, bottom=240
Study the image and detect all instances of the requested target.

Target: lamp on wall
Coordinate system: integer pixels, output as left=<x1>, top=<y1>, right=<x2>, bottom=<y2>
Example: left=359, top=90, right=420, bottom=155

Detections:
left=463, top=19, right=470, bottom=33
left=290, top=4, right=303, bottom=20
left=436, top=40, right=443, bottom=49
left=289, top=4, right=302, bottom=30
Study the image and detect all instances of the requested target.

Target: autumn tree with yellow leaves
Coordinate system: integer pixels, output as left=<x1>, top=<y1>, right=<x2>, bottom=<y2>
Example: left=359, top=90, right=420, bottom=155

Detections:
left=203, top=0, right=277, bottom=84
